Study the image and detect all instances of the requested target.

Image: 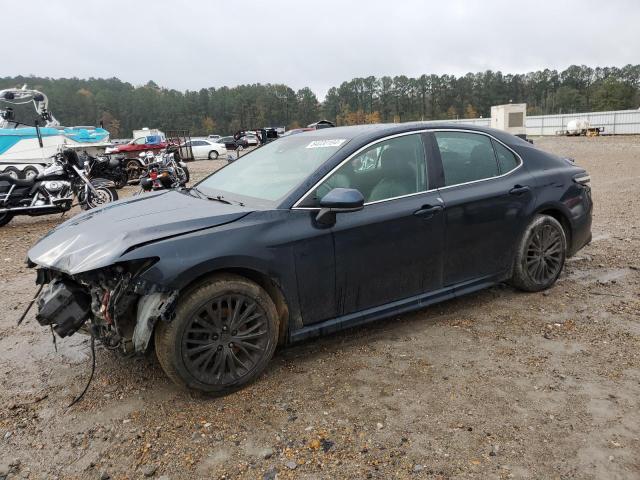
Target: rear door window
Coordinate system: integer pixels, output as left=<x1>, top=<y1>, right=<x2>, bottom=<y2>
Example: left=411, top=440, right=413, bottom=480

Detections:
left=434, top=132, right=499, bottom=186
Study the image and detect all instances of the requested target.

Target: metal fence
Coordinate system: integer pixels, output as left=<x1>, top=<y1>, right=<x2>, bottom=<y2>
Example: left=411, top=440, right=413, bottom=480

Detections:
left=525, top=110, right=640, bottom=136
left=428, top=109, right=640, bottom=135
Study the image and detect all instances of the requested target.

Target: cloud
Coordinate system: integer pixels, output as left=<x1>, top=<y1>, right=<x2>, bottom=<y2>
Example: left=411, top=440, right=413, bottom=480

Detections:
left=3, top=0, right=639, bottom=98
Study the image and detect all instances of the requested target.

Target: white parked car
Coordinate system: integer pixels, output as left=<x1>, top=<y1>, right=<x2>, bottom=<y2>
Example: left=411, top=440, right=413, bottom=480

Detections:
left=241, top=134, right=259, bottom=146
left=184, top=139, right=227, bottom=160
left=207, top=134, right=221, bottom=141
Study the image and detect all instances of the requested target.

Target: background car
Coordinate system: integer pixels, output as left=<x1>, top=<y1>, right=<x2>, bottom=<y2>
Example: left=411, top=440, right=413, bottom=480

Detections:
left=241, top=134, right=259, bottom=146
left=281, top=127, right=314, bottom=137
left=111, top=135, right=167, bottom=155
left=207, top=134, right=221, bottom=141
left=217, top=136, right=246, bottom=150
left=183, top=139, right=227, bottom=160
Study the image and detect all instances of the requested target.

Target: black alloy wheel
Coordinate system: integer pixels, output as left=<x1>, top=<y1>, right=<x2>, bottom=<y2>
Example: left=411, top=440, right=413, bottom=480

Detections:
left=525, top=223, right=564, bottom=284
left=511, top=214, right=567, bottom=292
left=182, top=295, right=269, bottom=385
left=155, top=274, right=279, bottom=394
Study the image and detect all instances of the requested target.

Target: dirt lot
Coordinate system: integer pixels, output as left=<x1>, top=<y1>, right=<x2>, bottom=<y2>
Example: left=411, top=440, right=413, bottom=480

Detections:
left=0, top=137, right=639, bottom=480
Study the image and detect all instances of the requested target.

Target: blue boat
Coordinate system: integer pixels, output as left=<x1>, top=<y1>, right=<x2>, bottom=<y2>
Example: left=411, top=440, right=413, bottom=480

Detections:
left=1, top=86, right=111, bottom=166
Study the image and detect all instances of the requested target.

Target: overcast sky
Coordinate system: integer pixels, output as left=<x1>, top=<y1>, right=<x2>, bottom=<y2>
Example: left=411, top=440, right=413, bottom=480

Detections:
left=4, top=0, right=639, bottom=98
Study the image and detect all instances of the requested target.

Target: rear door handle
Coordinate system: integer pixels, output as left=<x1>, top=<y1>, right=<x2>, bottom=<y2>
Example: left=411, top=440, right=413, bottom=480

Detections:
left=413, top=204, right=443, bottom=218
left=509, top=184, right=530, bottom=196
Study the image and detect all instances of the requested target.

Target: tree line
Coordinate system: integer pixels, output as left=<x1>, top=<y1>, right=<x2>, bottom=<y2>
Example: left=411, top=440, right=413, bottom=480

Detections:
left=2, top=65, right=639, bottom=138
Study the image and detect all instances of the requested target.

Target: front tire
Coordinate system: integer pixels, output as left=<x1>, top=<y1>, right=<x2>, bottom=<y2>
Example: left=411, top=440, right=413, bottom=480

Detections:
left=208, top=150, right=219, bottom=160
left=83, top=186, right=118, bottom=210
left=177, top=166, right=190, bottom=186
left=510, top=214, right=567, bottom=292
left=114, top=171, right=129, bottom=189
left=155, top=274, right=279, bottom=395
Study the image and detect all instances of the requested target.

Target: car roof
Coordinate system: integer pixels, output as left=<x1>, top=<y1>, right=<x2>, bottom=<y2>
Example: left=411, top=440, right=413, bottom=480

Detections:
left=290, top=122, right=530, bottom=149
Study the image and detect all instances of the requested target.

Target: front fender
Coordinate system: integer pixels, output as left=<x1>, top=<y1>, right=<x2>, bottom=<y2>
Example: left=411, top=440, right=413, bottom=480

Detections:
left=166, top=255, right=274, bottom=290
left=118, top=213, right=303, bottom=331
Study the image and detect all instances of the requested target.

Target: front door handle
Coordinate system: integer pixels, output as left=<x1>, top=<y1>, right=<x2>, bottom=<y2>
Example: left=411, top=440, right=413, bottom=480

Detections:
left=509, top=184, right=530, bottom=196
left=413, top=204, right=443, bottom=218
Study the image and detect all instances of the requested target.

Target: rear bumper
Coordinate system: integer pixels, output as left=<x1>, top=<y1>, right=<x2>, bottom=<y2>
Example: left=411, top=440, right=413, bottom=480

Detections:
left=568, top=189, right=593, bottom=256
left=570, top=216, right=592, bottom=256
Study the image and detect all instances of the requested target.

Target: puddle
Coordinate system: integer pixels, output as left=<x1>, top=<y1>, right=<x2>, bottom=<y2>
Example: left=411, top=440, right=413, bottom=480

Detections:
left=563, top=267, right=632, bottom=285
left=590, top=232, right=611, bottom=242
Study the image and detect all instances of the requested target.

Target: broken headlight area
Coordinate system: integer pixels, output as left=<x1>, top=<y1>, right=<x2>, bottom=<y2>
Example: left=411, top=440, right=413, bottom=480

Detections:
left=34, top=258, right=178, bottom=354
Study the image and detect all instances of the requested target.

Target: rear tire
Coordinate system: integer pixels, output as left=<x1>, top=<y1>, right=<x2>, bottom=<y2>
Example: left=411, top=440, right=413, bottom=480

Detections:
left=208, top=150, right=219, bottom=160
left=155, top=274, right=279, bottom=395
left=510, top=214, right=567, bottom=292
left=0, top=212, right=13, bottom=227
left=126, top=159, right=144, bottom=184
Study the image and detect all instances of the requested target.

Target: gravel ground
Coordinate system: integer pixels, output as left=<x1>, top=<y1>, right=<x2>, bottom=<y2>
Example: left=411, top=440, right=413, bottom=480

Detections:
left=0, top=137, right=639, bottom=480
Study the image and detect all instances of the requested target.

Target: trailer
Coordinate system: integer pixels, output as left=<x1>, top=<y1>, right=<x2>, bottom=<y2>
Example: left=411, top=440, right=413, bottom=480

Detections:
left=0, top=160, right=44, bottom=180
left=556, top=119, right=605, bottom=136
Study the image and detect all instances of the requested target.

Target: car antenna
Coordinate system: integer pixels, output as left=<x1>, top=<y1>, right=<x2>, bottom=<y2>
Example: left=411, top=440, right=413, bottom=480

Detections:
left=67, top=334, right=96, bottom=408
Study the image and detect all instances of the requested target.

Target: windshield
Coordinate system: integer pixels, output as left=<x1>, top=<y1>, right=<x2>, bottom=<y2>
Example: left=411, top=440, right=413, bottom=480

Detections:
left=196, top=135, right=350, bottom=206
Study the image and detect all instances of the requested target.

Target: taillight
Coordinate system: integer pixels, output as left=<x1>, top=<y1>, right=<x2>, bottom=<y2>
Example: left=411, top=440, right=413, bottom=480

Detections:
left=150, top=170, right=158, bottom=180
left=573, top=173, right=590, bottom=186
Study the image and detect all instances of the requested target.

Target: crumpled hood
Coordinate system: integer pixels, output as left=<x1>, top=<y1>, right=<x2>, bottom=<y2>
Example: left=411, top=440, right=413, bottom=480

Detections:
left=28, top=190, right=252, bottom=274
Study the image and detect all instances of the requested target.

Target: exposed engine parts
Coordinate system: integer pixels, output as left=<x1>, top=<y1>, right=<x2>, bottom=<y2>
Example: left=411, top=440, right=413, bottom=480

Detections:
left=36, top=278, right=91, bottom=337
left=33, top=264, right=178, bottom=355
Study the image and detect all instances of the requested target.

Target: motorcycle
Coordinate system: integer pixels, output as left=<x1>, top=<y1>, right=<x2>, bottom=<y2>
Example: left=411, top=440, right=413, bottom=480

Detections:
left=139, top=147, right=189, bottom=192
left=84, top=152, right=129, bottom=189
left=0, top=149, right=118, bottom=227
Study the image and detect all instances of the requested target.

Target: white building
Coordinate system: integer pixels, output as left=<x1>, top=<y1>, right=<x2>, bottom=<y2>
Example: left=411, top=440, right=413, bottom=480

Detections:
left=490, top=103, right=527, bottom=136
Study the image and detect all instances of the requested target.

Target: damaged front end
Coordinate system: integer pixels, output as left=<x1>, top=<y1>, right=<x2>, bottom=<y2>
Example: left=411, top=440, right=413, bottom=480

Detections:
left=34, top=259, right=177, bottom=354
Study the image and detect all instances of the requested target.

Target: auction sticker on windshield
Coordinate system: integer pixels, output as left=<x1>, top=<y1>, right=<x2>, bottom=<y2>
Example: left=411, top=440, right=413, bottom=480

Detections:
left=306, top=139, right=347, bottom=149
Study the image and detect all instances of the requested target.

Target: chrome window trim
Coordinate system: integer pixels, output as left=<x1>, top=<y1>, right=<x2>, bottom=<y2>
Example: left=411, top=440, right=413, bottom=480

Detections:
left=291, top=128, right=524, bottom=210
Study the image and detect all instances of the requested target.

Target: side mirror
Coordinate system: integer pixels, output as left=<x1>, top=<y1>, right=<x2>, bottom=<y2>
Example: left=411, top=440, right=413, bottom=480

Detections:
left=315, top=188, right=364, bottom=225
